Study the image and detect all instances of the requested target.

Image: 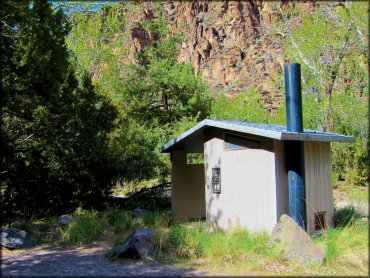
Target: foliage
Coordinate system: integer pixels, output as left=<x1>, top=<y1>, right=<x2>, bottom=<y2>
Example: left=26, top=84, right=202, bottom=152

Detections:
left=152, top=222, right=281, bottom=266
left=65, top=2, right=129, bottom=92
left=66, top=2, right=211, bottom=183
left=0, top=0, right=118, bottom=224
left=107, top=208, right=135, bottom=234
left=58, top=210, right=110, bottom=245
left=210, top=90, right=268, bottom=123
left=262, top=2, right=368, bottom=186
left=57, top=208, right=137, bottom=245
left=334, top=206, right=365, bottom=227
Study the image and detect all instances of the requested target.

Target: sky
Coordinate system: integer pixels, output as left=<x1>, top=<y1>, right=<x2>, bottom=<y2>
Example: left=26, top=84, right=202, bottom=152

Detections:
left=51, top=1, right=119, bottom=16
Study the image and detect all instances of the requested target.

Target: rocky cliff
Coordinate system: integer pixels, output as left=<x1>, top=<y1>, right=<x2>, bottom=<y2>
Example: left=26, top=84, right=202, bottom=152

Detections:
left=115, top=1, right=315, bottom=110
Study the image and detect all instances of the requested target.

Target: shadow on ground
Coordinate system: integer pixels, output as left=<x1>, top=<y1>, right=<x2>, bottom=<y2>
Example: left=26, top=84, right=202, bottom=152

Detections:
left=1, top=240, right=207, bottom=277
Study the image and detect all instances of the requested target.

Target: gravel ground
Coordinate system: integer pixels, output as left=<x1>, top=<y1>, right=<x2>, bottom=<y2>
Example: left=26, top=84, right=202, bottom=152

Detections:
left=1, top=237, right=209, bottom=277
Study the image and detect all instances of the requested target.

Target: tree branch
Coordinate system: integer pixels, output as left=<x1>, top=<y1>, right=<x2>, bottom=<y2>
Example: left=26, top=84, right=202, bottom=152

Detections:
left=278, top=5, right=320, bottom=76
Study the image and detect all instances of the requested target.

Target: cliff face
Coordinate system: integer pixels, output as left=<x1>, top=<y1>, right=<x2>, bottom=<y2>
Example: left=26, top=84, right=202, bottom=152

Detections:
left=165, top=1, right=284, bottom=106
left=120, top=1, right=313, bottom=109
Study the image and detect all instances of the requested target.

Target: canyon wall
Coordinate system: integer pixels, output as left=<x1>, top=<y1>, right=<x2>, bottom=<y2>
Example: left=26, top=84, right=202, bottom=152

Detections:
left=116, top=1, right=315, bottom=109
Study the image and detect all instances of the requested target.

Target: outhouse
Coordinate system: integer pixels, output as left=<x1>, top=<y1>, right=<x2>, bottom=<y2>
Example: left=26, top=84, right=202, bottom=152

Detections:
left=159, top=64, right=356, bottom=234
left=159, top=120, right=355, bottom=234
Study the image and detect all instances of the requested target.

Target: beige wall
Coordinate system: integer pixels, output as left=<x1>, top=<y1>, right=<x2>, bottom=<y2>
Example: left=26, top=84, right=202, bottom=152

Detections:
left=171, top=150, right=206, bottom=220
left=304, top=141, right=334, bottom=234
left=204, top=129, right=278, bottom=233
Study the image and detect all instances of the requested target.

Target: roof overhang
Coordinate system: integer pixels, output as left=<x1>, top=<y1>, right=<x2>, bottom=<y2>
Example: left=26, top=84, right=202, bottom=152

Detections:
left=159, top=119, right=356, bottom=153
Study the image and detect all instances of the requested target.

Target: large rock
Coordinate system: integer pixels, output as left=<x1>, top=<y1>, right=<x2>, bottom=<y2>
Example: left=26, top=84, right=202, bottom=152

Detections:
left=106, top=228, right=155, bottom=260
left=1, top=227, right=36, bottom=250
left=268, top=214, right=325, bottom=265
left=58, top=214, right=75, bottom=226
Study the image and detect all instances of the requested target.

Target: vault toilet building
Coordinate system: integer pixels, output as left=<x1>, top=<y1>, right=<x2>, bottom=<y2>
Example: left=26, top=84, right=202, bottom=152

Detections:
left=159, top=64, right=355, bottom=234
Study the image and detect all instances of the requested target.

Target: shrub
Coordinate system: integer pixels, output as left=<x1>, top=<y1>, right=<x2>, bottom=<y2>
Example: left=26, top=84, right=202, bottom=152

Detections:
left=210, top=89, right=268, bottom=123
left=107, top=208, right=134, bottom=234
left=313, top=222, right=368, bottom=275
left=334, top=206, right=364, bottom=227
left=59, top=210, right=110, bottom=245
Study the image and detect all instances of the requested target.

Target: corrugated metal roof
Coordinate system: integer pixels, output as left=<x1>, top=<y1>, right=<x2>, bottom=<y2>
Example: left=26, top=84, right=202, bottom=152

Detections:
left=159, top=119, right=356, bottom=153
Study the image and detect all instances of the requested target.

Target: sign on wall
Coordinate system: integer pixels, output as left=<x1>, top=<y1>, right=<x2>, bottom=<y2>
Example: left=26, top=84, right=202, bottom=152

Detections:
left=212, top=168, right=221, bottom=194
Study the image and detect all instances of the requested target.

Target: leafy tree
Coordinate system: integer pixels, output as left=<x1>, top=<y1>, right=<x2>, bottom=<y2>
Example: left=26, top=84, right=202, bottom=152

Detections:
left=66, top=2, right=211, bottom=182
left=210, top=89, right=268, bottom=123
left=264, top=1, right=368, bottom=131
left=261, top=1, right=368, bottom=186
left=0, top=0, right=118, bottom=223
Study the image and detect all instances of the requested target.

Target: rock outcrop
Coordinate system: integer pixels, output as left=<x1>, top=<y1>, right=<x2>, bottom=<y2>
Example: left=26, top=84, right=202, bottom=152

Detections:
left=89, top=1, right=319, bottom=109
left=116, top=1, right=300, bottom=110
left=165, top=1, right=284, bottom=103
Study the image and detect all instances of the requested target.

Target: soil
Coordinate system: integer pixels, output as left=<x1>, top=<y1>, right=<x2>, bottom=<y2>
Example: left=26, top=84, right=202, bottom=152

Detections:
left=1, top=236, right=210, bottom=277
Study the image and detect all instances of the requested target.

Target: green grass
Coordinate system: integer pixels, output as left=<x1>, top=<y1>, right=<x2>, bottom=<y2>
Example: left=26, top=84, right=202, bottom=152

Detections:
left=58, top=210, right=110, bottom=245
left=313, top=222, right=368, bottom=275
left=151, top=221, right=284, bottom=269
left=149, top=212, right=368, bottom=276
left=56, top=208, right=136, bottom=245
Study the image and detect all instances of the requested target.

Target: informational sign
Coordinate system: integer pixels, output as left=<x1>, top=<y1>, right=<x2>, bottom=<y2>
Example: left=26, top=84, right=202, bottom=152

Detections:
left=212, top=168, right=221, bottom=194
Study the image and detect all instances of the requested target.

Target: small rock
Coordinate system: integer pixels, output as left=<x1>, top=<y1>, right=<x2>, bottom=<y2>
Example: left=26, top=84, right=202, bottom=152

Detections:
left=268, top=214, right=325, bottom=265
left=57, top=214, right=75, bottom=226
left=1, top=227, right=36, bottom=250
left=132, top=208, right=154, bottom=220
left=106, top=228, right=155, bottom=260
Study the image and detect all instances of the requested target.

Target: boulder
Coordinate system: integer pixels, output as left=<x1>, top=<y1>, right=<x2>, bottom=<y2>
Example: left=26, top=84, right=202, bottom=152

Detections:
left=57, top=214, right=75, bottom=226
left=132, top=208, right=154, bottom=220
left=1, top=227, right=36, bottom=250
left=106, top=228, right=155, bottom=260
left=268, top=214, right=325, bottom=265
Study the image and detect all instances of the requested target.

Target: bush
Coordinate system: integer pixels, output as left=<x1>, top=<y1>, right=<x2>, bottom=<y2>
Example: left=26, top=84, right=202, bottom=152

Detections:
left=334, top=206, right=365, bottom=227
left=313, top=222, right=368, bottom=275
left=211, top=89, right=268, bottom=123
left=59, top=210, right=110, bottom=245
left=56, top=208, right=136, bottom=245
left=107, top=208, right=134, bottom=234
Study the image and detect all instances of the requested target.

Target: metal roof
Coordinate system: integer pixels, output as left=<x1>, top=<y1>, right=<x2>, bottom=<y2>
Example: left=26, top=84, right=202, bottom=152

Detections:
left=159, top=119, right=356, bottom=153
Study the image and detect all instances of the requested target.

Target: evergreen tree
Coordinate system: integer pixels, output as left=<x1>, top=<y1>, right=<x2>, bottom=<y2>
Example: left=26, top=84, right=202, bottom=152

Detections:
left=0, top=0, right=118, bottom=223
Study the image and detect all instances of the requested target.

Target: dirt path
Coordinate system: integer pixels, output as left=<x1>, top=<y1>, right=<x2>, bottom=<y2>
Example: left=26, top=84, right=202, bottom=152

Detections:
left=1, top=237, right=209, bottom=277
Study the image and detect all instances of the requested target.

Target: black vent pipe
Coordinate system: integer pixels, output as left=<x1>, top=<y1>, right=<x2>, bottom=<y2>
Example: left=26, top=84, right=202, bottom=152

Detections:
left=284, top=63, right=307, bottom=230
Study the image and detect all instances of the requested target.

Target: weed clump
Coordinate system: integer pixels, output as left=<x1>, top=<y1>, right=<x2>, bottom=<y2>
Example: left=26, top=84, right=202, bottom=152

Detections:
left=313, top=221, right=368, bottom=275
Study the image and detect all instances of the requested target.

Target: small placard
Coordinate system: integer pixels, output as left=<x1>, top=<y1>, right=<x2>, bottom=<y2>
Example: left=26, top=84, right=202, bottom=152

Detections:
left=212, top=168, right=221, bottom=194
